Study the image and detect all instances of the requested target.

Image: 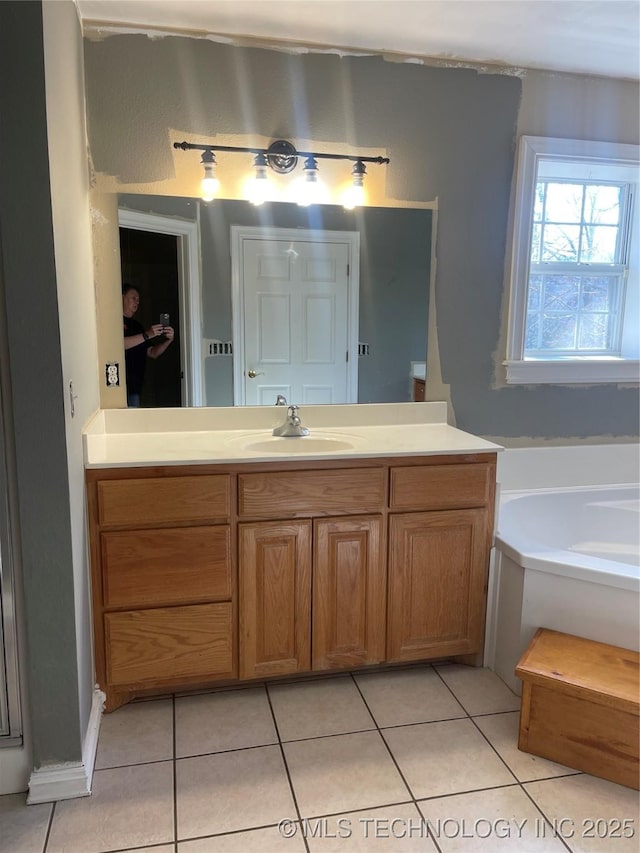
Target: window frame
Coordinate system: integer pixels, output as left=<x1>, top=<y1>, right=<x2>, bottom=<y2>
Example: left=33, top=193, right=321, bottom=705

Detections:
left=504, top=136, right=639, bottom=384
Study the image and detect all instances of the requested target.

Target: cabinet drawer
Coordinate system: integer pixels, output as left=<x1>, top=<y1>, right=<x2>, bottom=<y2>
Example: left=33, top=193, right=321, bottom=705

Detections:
left=105, top=602, right=234, bottom=686
left=97, top=475, right=231, bottom=527
left=238, top=468, right=385, bottom=518
left=101, top=525, right=231, bottom=608
left=390, top=462, right=493, bottom=510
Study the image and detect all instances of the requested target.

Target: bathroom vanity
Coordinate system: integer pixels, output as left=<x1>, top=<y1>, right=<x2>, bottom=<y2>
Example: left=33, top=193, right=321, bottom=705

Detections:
left=84, top=403, right=500, bottom=711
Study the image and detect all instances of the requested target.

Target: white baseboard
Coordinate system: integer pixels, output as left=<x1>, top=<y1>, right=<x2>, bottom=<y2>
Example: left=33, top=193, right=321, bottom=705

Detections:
left=82, top=686, right=105, bottom=793
left=27, top=687, right=104, bottom=804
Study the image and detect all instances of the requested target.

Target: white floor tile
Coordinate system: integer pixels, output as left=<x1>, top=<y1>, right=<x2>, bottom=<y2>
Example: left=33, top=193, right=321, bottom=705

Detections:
left=383, top=718, right=515, bottom=798
left=418, top=786, right=567, bottom=852
left=270, top=676, right=375, bottom=741
left=176, top=686, right=277, bottom=756
left=0, top=793, right=51, bottom=853
left=46, top=762, right=174, bottom=853
left=524, top=774, right=640, bottom=853
left=355, top=666, right=465, bottom=728
left=435, top=666, right=521, bottom=715
left=95, top=697, right=173, bottom=769
left=284, top=730, right=410, bottom=818
left=176, top=745, right=295, bottom=839
left=305, top=803, right=439, bottom=852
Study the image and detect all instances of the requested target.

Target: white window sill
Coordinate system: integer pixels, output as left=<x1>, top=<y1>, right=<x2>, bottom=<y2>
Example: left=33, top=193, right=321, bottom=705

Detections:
left=504, top=359, right=640, bottom=385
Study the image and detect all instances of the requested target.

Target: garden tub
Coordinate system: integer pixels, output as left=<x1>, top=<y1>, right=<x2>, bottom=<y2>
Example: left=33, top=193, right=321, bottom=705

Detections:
left=489, top=484, right=639, bottom=693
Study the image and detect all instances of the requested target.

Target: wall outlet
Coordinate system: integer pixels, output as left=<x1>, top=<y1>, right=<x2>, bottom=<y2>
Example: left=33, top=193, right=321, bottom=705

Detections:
left=105, top=362, right=120, bottom=386
left=358, top=342, right=370, bottom=356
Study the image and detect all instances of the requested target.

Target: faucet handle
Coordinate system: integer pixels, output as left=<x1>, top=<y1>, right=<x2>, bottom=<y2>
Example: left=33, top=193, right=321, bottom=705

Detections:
left=275, top=394, right=288, bottom=406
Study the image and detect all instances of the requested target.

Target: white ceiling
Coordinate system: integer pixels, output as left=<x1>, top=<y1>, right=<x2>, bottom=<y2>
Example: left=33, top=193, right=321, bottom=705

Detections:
left=75, top=0, right=640, bottom=81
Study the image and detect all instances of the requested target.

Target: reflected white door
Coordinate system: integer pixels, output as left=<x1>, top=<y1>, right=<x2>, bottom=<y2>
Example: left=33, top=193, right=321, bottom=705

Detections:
left=233, top=229, right=359, bottom=406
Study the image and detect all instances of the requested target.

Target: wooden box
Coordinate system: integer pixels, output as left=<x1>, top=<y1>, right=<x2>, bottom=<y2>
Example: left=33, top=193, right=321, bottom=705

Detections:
left=515, top=628, right=639, bottom=790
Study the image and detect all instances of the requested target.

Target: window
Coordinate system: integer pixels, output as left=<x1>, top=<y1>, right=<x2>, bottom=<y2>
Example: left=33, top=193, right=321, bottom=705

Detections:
left=505, top=136, right=639, bottom=384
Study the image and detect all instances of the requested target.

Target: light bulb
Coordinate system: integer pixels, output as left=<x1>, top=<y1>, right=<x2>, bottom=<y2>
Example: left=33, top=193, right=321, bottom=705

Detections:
left=247, top=156, right=271, bottom=206
left=248, top=166, right=270, bottom=206
left=342, top=182, right=365, bottom=210
left=296, top=157, right=328, bottom=206
left=343, top=161, right=366, bottom=210
left=200, top=154, right=219, bottom=202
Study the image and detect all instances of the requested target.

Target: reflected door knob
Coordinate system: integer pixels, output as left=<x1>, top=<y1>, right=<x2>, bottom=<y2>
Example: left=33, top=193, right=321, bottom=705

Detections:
left=247, top=369, right=265, bottom=378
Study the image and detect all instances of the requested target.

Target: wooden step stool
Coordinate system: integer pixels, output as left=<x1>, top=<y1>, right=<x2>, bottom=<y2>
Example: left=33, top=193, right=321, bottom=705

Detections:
left=515, top=628, right=639, bottom=790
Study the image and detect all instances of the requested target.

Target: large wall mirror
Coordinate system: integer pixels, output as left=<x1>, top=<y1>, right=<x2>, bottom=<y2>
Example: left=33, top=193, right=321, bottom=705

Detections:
left=118, top=194, right=433, bottom=407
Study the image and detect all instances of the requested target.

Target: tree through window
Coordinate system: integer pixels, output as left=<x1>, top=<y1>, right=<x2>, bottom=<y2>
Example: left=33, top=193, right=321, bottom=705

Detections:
left=525, top=180, right=630, bottom=356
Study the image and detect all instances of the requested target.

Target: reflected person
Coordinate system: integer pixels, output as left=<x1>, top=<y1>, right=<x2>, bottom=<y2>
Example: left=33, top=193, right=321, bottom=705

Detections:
left=122, top=283, right=174, bottom=407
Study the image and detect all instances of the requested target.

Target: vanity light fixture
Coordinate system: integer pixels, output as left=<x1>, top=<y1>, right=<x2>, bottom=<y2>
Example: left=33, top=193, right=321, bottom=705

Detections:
left=174, top=139, right=389, bottom=208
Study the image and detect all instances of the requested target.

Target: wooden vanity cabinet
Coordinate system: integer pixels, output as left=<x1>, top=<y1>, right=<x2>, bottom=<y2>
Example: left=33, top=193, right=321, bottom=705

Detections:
left=86, top=452, right=496, bottom=711
left=86, top=468, right=235, bottom=711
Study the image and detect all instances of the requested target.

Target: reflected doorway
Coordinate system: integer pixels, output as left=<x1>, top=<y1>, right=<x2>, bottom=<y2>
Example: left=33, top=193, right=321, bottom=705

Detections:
left=119, top=227, right=182, bottom=407
left=118, top=208, right=204, bottom=406
left=231, top=226, right=360, bottom=405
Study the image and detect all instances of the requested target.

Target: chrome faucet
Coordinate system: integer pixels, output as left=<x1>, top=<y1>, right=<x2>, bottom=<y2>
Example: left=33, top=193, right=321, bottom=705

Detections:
left=275, top=394, right=288, bottom=406
left=272, top=405, right=310, bottom=437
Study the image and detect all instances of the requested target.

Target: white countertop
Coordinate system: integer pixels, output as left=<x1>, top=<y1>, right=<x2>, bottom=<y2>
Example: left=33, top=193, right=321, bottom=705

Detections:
left=83, top=402, right=502, bottom=468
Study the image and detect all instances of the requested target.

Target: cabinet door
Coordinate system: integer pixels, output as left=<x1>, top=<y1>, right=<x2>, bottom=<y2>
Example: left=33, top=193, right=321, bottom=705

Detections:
left=387, top=509, right=490, bottom=661
left=313, top=516, right=385, bottom=670
left=239, top=520, right=312, bottom=679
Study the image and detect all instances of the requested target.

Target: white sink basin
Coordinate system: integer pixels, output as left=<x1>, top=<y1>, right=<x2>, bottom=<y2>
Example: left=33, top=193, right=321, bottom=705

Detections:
left=226, top=431, right=360, bottom=454
left=244, top=437, right=355, bottom=453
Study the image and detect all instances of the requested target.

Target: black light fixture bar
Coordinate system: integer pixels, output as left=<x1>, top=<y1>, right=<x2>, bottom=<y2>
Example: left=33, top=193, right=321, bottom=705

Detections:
left=174, top=139, right=389, bottom=173
left=174, top=139, right=389, bottom=207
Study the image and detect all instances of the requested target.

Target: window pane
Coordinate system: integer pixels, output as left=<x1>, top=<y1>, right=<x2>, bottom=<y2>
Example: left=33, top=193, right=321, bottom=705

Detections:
left=541, top=313, right=577, bottom=349
left=584, top=185, right=620, bottom=224
left=530, top=224, right=541, bottom=263
left=524, top=313, right=539, bottom=350
left=545, top=183, right=584, bottom=223
left=580, top=277, right=611, bottom=311
left=542, top=276, right=579, bottom=311
left=512, top=138, right=636, bottom=371
left=541, top=224, right=580, bottom=261
left=580, top=225, right=618, bottom=263
left=527, top=275, right=542, bottom=310
left=578, top=313, right=610, bottom=350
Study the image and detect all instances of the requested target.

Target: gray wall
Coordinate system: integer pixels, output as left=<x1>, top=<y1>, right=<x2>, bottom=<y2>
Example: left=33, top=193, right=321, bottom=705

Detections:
left=0, top=1, right=82, bottom=768
left=85, top=34, right=639, bottom=440
left=119, top=195, right=431, bottom=406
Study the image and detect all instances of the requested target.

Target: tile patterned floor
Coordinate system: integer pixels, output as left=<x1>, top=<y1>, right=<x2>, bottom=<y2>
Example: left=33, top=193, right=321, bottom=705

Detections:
left=1, top=664, right=638, bottom=852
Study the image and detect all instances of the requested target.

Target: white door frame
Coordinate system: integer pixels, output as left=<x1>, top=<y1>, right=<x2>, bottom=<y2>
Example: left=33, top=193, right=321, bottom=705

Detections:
left=231, top=226, right=360, bottom=405
left=117, top=209, right=203, bottom=406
